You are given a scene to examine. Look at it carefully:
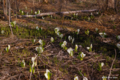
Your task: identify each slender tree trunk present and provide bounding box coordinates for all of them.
[2,0,8,20]
[15,0,17,18]
[8,0,13,35]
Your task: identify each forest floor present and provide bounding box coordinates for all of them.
[0,1,120,80]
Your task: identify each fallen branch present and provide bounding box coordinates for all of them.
[17,9,98,18]
[108,49,117,80]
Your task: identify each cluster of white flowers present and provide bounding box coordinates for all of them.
[87,44,92,52]
[61,41,67,48]
[54,27,63,38]
[99,32,106,38]
[35,46,44,54]
[31,54,37,68]
[74,76,88,80]
[68,35,74,44]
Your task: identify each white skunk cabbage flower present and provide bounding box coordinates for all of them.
[8,45,10,50]
[116,43,120,49]
[95,28,98,32]
[44,69,52,80]
[51,37,54,42]
[36,26,39,30]
[74,76,79,80]
[67,47,73,57]
[77,29,80,34]
[61,41,67,48]
[83,77,88,80]
[91,12,93,16]
[72,38,74,44]
[1,30,4,34]
[35,11,37,15]
[13,21,16,25]
[99,32,106,38]
[22,60,25,67]
[38,39,43,45]
[35,46,44,54]
[54,27,60,34]
[33,39,36,43]
[87,44,92,52]
[68,35,72,41]
[117,35,120,40]
[101,62,104,67]
[59,34,63,38]
[31,54,37,68]
[80,52,86,58]
[42,16,44,19]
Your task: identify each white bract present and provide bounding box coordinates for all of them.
[33,39,36,43]
[116,43,120,49]
[35,11,37,15]
[35,46,44,54]
[31,54,37,68]
[87,44,92,52]
[44,69,51,80]
[22,60,25,67]
[5,45,10,52]
[54,27,60,34]
[42,16,44,19]
[96,12,99,14]
[61,41,67,48]
[77,29,80,34]
[74,76,79,80]
[88,17,90,21]
[83,77,88,80]
[38,39,43,45]
[80,52,86,58]
[72,38,74,44]
[91,13,93,16]
[13,21,16,25]
[95,28,98,32]
[1,30,4,34]
[67,47,73,57]
[101,62,104,67]
[99,32,106,38]
[36,26,39,30]
[51,37,54,42]
[59,34,63,38]
[22,11,24,15]
[68,36,72,41]
[117,35,120,40]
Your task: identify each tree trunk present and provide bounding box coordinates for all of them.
[2,0,8,20]
[108,0,116,9]
[98,0,117,11]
